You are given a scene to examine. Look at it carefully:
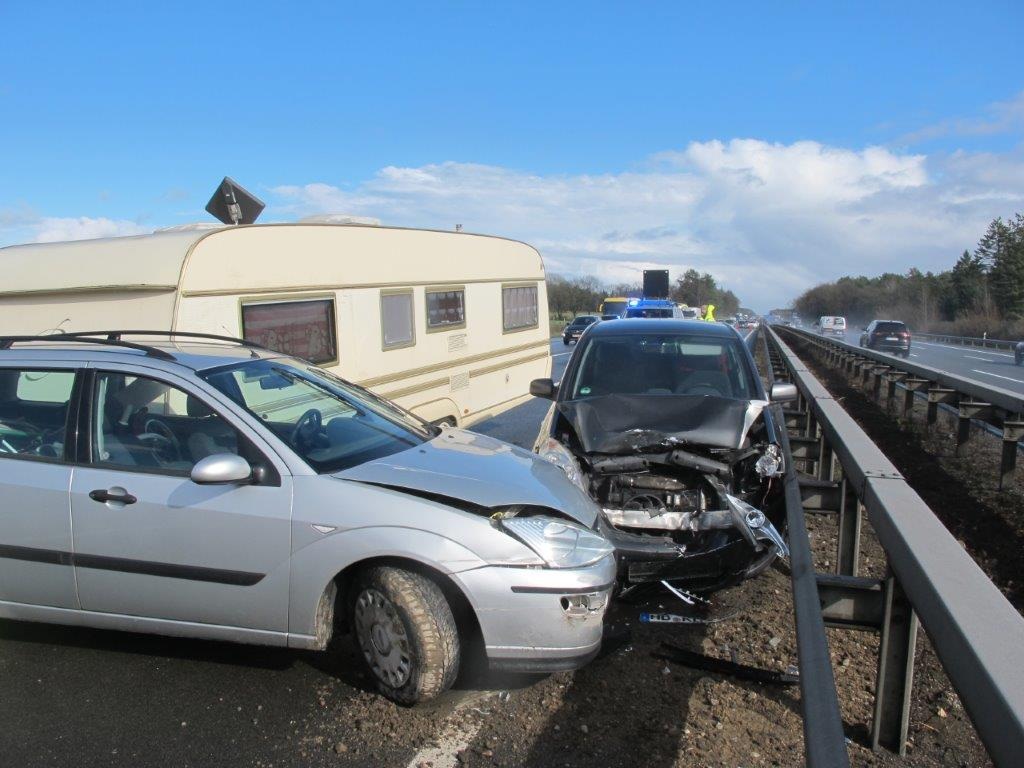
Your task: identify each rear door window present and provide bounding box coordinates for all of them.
[0,369,76,462]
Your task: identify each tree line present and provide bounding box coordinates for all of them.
[794,213,1024,337]
[547,269,741,316]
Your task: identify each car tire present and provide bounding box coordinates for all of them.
[563,338,571,346]
[351,566,460,705]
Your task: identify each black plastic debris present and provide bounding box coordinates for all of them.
[653,642,799,686]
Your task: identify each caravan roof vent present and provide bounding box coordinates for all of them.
[153,222,226,233]
[299,214,381,226]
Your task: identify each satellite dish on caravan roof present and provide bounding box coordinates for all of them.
[205,177,265,225]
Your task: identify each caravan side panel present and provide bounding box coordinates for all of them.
[0,290,176,336]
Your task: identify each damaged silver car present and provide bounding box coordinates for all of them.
[0,334,615,707]
[530,318,795,593]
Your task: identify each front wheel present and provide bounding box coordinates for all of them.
[351,566,460,704]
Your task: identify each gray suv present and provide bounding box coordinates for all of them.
[0,331,614,704]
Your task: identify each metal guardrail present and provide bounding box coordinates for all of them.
[913,331,1018,351]
[778,326,1024,488]
[762,325,1024,767]
[758,330,850,767]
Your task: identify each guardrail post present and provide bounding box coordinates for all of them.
[956,401,991,457]
[999,420,1024,490]
[902,378,929,420]
[836,477,861,577]
[817,437,835,482]
[926,387,957,425]
[871,366,890,403]
[885,371,908,409]
[872,573,918,755]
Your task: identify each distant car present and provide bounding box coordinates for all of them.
[740,318,758,329]
[817,316,847,337]
[860,320,911,357]
[1015,342,1024,365]
[562,315,600,345]
[622,299,681,319]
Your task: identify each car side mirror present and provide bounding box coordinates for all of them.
[191,453,253,485]
[770,382,798,403]
[529,378,557,400]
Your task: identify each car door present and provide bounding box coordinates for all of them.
[69,364,293,634]
[0,363,81,609]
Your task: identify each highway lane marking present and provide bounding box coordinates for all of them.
[971,369,1024,385]
[551,352,572,358]
[914,340,1014,358]
[965,354,998,361]
[404,694,491,768]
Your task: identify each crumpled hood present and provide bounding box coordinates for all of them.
[335,428,599,527]
[557,394,764,453]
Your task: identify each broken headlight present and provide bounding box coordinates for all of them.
[502,516,613,569]
[537,437,588,492]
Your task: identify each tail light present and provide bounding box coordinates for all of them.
[900,331,910,339]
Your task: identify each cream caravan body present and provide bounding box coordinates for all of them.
[0,223,551,426]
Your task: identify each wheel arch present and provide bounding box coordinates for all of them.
[308,555,483,655]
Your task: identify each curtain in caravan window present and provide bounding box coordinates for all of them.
[502,284,538,330]
[381,292,415,348]
[426,289,465,329]
[241,298,338,364]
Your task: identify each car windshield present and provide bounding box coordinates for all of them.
[875,322,906,333]
[568,333,758,400]
[200,359,429,473]
[571,316,598,326]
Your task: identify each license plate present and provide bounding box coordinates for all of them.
[885,336,898,341]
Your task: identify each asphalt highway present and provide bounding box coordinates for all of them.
[824,329,1024,395]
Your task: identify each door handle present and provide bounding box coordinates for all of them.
[89,489,138,505]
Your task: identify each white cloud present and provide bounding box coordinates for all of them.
[901,91,1024,144]
[31,216,149,243]
[271,139,1024,309]
[0,210,148,245]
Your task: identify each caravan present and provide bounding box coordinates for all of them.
[0,223,551,426]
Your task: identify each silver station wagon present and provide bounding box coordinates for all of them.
[0,331,615,703]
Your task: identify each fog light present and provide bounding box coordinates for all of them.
[560,591,607,616]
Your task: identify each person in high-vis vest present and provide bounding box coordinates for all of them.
[702,303,716,322]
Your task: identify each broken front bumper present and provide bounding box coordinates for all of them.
[450,552,617,673]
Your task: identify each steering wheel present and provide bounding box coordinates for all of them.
[140,418,183,465]
[290,408,323,448]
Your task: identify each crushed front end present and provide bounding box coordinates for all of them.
[537,393,788,593]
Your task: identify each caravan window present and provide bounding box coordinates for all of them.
[502,284,539,331]
[241,297,338,364]
[381,290,416,349]
[425,288,466,331]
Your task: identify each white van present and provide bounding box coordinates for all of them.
[817,316,847,337]
[0,223,551,427]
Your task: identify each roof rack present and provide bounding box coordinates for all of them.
[0,330,269,360]
[66,330,268,351]
[0,334,175,360]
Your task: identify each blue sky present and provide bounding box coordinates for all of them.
[2,1,1023,309]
